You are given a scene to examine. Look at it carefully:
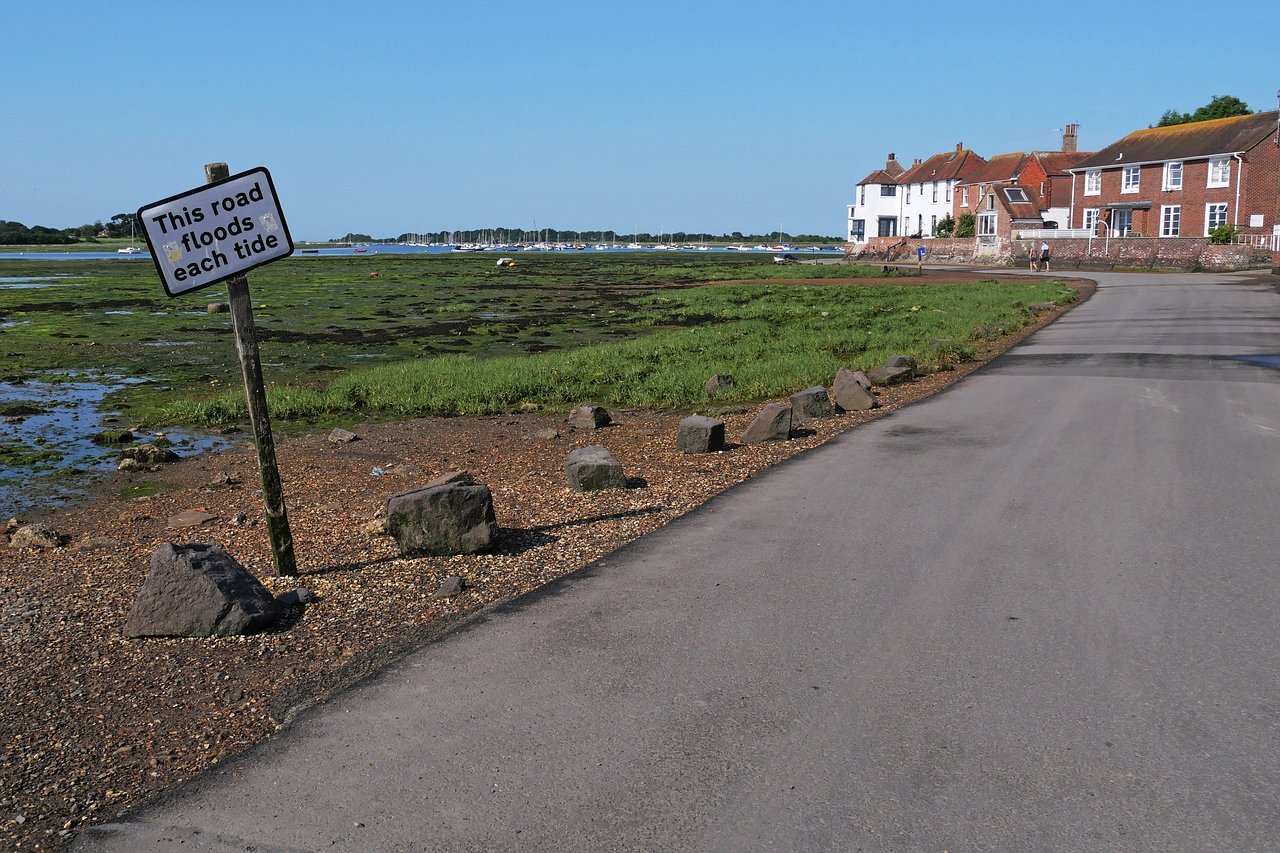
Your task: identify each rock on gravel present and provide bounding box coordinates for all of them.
[832,368,877,411]
[675,415,725,454]
[123,543,279,638]
[741,402,793,444]
[789,386,836,423]
[328,428,359,444]
[8,523,67,549]
[867,365,913,386]
[564,445,627,491]
[568,404,612,430]
[385,482,499,556]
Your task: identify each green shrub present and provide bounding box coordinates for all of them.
[1208,224,1239,245]
[955,214,976,239]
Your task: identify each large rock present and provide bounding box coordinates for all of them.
[118,443,180,470]
[386,482,498,556]
[123,543,278,638]
[8,523,67,550]
[789,386,835,422]
[884,354,917,371]
[867,365,913,386]
[675,415,725,453]
[741,403,792,444]
[564,445,627,491]
[568,404,612,430]
[704,374,735,395]
[832,368,877,411]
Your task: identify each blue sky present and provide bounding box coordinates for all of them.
[4,1,1278,240]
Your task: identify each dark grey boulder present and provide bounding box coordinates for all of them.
[1028,302,1057,313]
[386,482,498,556]
[832,368,877,411]
[884,354,917,370]
[434,576,465,598]
[704,374,735,395]
[568,404,612,430]
[867,365,913,386]
[789,386,835,422]
[118,443,180,468]
[675,415,725,453]
[327,428,358,444]
[564,445,627,491]
[277,587,311,607]
[741,403,792,444]
[123,543,278,638]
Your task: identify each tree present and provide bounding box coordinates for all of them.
[934,215,955,238]
[954,214,976,239]
[1156,95,1251,127]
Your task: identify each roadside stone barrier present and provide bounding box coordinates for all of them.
[123,543,278,638]
[789,386,836,423]
[676,415,725,453]
[564,445,627,491]
[831,368,877,411]
[386,480,499,556]
[568,404,612,430]
[867,357,914,386]
[741,402,792,444]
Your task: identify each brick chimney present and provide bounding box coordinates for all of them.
[1063,124,1078,153]
[913,158,922,166]
[956,142,963,152]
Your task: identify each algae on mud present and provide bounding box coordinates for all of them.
[0,252,1075,428]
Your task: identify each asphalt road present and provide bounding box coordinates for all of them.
[76,270,1280,852]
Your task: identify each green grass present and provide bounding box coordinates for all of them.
[164,279,1077,424]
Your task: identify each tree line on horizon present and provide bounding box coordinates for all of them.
[0,213,137,245]
[1155,94,1253,128]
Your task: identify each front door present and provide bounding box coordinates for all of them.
[877,217,897,238]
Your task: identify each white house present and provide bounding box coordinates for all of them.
[847,153,907,243]
[848,146,985,243]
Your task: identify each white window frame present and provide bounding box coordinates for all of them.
[946,182,952,203]
[986,193,995,211]
[906,184,911,203]
[932,182,938,203]
[1208,157,1231,188]
[1163,161,1183,191]
[931,214,937,235]
[1160,204,1181,237]
[1113,209,1133,236]
[961,186,968,206]
[1205,203,1229,235]
[1082,207,1100,232]
[1005,187,1028,203]
[1122,166,1140,194]
[859,185,865,205]
[1084,169,1101,196]
[977,213,998,236]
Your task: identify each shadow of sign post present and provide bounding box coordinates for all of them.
[136,163,298,576]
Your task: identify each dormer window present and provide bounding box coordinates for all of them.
[1163,161,1183,191]
[1005,188,1028,203]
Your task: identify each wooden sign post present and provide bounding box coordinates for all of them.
[203,162,297,575]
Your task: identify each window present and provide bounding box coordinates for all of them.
[881,184,896,196]
[1005,187,1028,203]
[850,219,866,240]
[906,184,911,203]
[931,215,937,235]
[1163,161,1182,191]
[1204,204,1229,234]
[1122,165,1140,193]
[877,217,897,237]
[946,182,952,203]
[961,186,968,206]
[1084,169,1101,195]
[1114,209,1133,236]
[1039,181,1045,198]
[1160,204,1181,237]
[1208,157,1231,188]
[1083,207,1100,232]
[978,213,997,236]
[860,185,865,205]
[932,182,938,203]
[986,194,995,211]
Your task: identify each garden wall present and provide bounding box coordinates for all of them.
[847,236,1271,272]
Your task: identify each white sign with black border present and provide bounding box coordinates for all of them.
[137,166,293,297]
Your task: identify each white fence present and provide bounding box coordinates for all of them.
[1015,229,1096,240]
[1235,233,1280,251]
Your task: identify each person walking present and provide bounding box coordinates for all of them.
[1040,242,1051,272]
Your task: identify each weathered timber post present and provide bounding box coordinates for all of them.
[205,162,297,576]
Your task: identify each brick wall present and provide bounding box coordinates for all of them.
[845,237,1265,271]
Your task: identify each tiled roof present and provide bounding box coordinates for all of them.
[1072,111,1279,169]
[1033,151,1095,176]
[999,184,1045,220]
[857,169,899,186]
[960,152,1028,185]
[884,158,906,179]
[898,149,987,184]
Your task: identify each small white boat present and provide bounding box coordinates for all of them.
[116,246,144,255]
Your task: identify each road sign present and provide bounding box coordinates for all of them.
[137,167,293,297]
[917,246,927,258]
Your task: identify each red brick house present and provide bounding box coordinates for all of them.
[1066,111,1280,239]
